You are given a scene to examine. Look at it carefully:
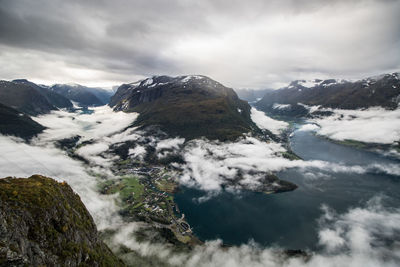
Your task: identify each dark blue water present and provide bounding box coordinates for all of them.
[174,128,400,250]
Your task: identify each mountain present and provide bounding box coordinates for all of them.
[110,75,259,141]
[84,86,114,104]
[12,79,73,109]
[0,175,125,266]
[0,103,45,140]
[50,84,113,106]
[0,80,57,115]
[256,72,400,117]
[234,88,273,102]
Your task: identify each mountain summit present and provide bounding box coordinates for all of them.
[110,75,258,140]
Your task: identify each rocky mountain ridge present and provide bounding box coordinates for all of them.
[50,83,113,106]
[256,72,400,117]
[110,75,259,140]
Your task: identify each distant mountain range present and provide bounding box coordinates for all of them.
[234,88,273,102]
[256,72,400,117]
[1,72,399,140]
[0,80,60,116]
[50,83,113,106]
[12,79,73,110]
[110,75,259,140]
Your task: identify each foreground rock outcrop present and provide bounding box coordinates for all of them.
[0,175,125,267]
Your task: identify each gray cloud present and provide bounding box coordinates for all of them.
[0,0,399,88]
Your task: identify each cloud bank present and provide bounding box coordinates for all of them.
[302,107,400,144]
[178,136,400,194]
[0,135,121,230]
[251,107,289,135]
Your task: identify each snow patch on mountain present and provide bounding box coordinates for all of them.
[142,78,154,86]
[272,103,291,110]
[180,75,204,83]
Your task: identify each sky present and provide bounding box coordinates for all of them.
[0,0,399,89]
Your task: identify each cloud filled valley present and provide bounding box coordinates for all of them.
[1,105,399,266]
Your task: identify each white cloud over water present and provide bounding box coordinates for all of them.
[298,123,320,132]
[178,136,400,195]
[306,107,400,144]
[250,107,288,135]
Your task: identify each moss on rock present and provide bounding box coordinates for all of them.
[0,175,126,266]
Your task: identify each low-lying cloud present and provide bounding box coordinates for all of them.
[302,107,400,145]
[0,135,121,230]
[33,106,140,166]
[178,136,400,195]
[251,107,288,135]
[33,106,139,142]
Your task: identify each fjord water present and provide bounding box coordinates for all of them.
[174,127,400,250]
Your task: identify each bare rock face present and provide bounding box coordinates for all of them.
[0,175,125,267]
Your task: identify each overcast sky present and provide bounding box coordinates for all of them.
[0,0,399,89]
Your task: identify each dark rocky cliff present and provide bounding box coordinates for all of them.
[0,175,125,267]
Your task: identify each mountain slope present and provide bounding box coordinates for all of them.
[234,88,273,102]
[84,86,114,104]
[0,103,45,140]
[50,84,112,106]
[0,175,125,266]
[0,80,57,115]
[12,79,73,109]
[110,75,258,141]
[256,73,400,116]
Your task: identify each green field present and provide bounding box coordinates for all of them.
[99,176,144,202]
